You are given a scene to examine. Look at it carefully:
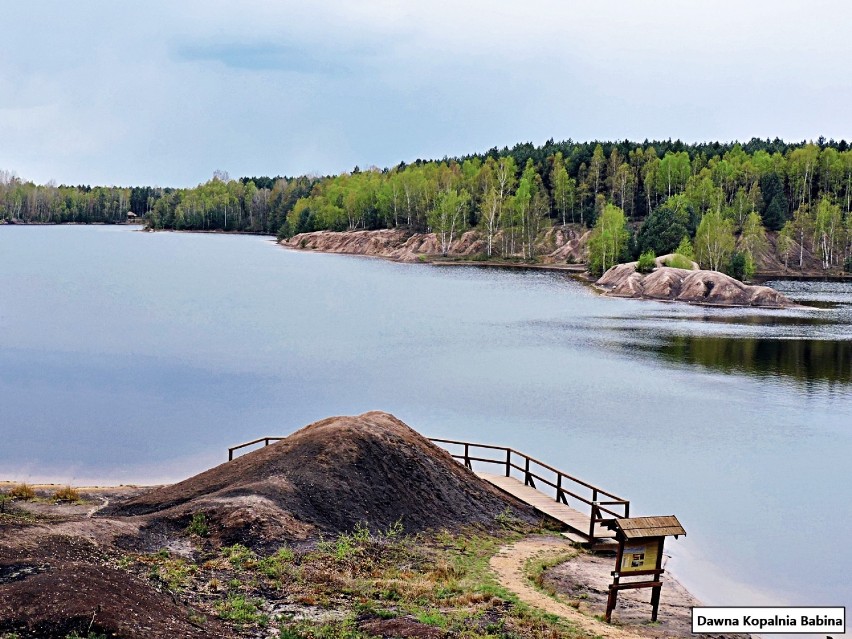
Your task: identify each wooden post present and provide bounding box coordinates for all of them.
[650,585,662,621]
[228,448,233,461]
[464,443,472,469]
[650,537,664,621]
[505,448,511,477]
[606,587,618,624]
[524,457,535,487]
[590,488,600,541]
[606,540,625,623]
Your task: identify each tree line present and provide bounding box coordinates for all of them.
[0,170,148,224]
[4,138,852,274]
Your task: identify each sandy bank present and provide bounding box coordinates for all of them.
[282,227,589,264]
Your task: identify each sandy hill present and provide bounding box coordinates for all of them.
[596,261,796,307]
[102,411,537,546]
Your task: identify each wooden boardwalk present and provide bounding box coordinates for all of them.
[477,472,617,545]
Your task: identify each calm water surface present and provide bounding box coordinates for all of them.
[1,225,850,610]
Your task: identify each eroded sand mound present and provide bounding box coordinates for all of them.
[596,263,795,307]
[102,411,536,546]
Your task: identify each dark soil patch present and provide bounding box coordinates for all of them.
[0,536,232,639]
[359,616,447,639]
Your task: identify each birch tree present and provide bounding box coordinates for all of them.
[428,188,470,256]
[695,210,735,271]
[588,204,629,274]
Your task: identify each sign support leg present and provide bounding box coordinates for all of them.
[605,587,618,623]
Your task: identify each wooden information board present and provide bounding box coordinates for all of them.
[604,516,685,624]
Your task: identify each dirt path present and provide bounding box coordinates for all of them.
[490,536,633,639]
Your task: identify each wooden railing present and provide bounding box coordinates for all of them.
[226,434,629,543]
[228,436,285,461]
[429,437,629,542]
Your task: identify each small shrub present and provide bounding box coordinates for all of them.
[674,235,695,260]
[216,595,268,627]
[415,609,448,628]
[53,485,80,502]
[664,253,694,269]
[186,512,209,537]
[636,250,656,273]
[387,519,404,539]
[221,544,256,569]
[8,484,35,500]
[727,251,755,281]
[159,559,196,591]
[494,507,520,529]
[257,547,294,579]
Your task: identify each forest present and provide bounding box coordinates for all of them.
[3,138,852,275]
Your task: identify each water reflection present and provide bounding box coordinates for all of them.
[587,280,852,387]
[637,335,852,385]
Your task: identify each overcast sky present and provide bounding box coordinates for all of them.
[2,1,851,187]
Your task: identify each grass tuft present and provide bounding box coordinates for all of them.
[53,485,81,502]
[8,484,36,500]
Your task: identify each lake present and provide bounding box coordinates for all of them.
[1,224,850,612]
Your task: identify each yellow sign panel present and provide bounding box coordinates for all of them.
[620,541,659,573]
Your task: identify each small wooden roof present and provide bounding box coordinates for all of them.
[610,515,685,539]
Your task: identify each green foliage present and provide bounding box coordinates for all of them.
[727,251,754,281]
[588,204,629,275]
[636,250,656,273]
[221,544,257,570]
[674,235,695,260]
[256,546,295,579]
[281,618,365,639]
[664,253,695,269]
[637,194,695,255]
[427,188,470,256]
[695,210,736,271]
[186,512,209,537]
[216,595,268,627]
[415,609,449,628]
[760,172,789,230]
[8,139,852,276]
[146,551,197,591]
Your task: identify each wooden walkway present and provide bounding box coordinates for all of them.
[478,472,617,545]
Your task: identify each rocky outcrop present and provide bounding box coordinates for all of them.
[596,262,797,307]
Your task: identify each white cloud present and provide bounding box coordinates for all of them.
[1,1,851,185]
